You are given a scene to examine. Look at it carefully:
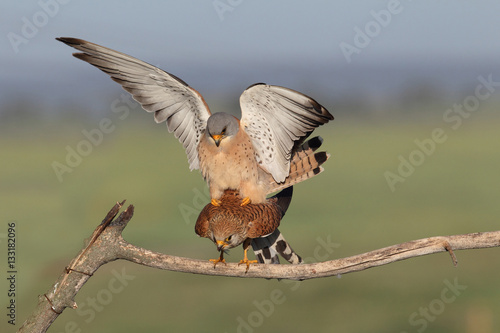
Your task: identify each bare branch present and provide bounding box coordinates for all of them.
[17,202,133,333]
[18,202,500,333]
[117,229,499,280]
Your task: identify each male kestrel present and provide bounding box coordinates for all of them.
[57,38,334,206]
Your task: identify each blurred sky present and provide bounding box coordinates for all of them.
[1,0,500,115]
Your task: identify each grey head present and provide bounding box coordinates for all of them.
[205,112,240,147]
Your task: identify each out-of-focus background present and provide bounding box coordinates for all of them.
[2,1,500,332]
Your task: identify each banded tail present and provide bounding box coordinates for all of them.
[251,229,303,264]
[267,136,330,194]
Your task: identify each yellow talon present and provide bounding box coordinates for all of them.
[238,258,258,272]
[211,198,222,206]
[240,197,251,206]
[238,247,257,272]
[209,257,226,268]
[210,252,226,268]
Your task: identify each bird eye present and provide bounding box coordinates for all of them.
[225,235,232,242]
[221,127,227,135]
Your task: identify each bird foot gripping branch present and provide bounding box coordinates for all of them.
[238,259,258,273]
[209,252,227,268]
[238,243,258,272]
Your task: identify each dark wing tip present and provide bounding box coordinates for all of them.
[309,97,334,121]
[320,105,334,121]
[168,72,190,87]
[56,37,87,46]
[273,186,293,215]
[325,109,334,120]
[72,52,88,61]
[245,82,267,91]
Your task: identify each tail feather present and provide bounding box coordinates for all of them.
[292,135,323,159]
[251,229,303,265]
[267,136,330,194]
[251,232,281,264]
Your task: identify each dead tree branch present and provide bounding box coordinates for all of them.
[18,202,500,333]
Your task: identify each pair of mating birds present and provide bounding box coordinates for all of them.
[58,37,333,269]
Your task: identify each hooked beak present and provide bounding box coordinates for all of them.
[211,134,222,147]
[216,240,227,251]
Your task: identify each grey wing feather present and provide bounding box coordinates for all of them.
[239,84,333,182]
[56,37,211,171]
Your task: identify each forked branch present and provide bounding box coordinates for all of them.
[18,202,500,333]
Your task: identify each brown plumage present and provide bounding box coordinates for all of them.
[195,186,302,269]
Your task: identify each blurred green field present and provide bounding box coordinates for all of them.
[1,103,500,333]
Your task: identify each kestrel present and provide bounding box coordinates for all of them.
[196,186,302,270]
[196,134,329,269]
[57,37,334,206]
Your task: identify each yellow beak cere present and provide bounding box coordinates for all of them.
[211,134,222,147]
[216,240,228,251]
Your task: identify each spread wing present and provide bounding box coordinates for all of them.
[56,37,211,171]
[239,84,333,183]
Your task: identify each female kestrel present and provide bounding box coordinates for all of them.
[57,38,334,206]
[196,186,301,270]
